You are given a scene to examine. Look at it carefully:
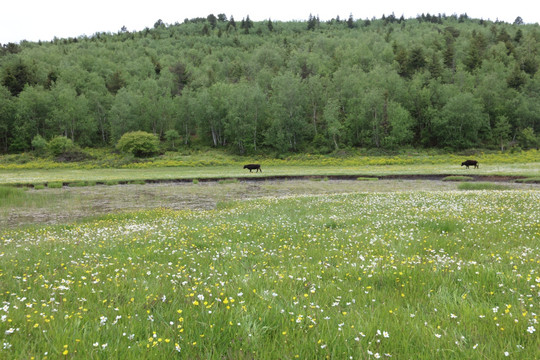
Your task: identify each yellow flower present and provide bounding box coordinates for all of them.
[62,350,68,355]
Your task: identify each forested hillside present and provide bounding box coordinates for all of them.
[1,14,539,155]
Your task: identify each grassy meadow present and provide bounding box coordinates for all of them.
[0,150,539,358]
[0,150,538,186]
[1,190,539,359]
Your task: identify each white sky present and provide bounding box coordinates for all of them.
[2,1,539,44]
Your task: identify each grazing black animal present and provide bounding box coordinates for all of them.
[461,160,479,169]
[243,164,262,173]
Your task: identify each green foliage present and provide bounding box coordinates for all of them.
[164,129,180,150]
[47,136,75,157]
[519,127,538,149]
[1,60,34,96]
[116,131,160,157]
[31,134,47,154]
[1,17,540,155]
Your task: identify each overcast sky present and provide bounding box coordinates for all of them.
[2,0,538,44]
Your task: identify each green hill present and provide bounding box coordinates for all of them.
[1,14,539,155]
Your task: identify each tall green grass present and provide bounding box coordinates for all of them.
[457,182,511,190]
[0,185,26,205]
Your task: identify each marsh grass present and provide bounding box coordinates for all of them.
[516,177,540,184]
[0,149,538,188]
[0,185,67,210]
[67,181,88,187]
[457,182,511,190]
[47,181,63,188]
[1,191,538,359]
[0,185,25,203]
[128,180,146,185]
[356,177,378,181]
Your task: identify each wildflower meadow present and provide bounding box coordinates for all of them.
[1,189,539,359]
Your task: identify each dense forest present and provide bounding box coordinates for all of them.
[1,13,539,155]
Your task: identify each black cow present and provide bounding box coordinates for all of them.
[243,164,262,173]
[461,160,479,169]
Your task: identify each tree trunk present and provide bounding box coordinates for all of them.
[312,106,318,135]
[211,126,218,147]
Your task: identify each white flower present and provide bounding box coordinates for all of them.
[504,351,510,356]
[374,353,381,359]
[383,331,389,338]
[93,342,99,347]
[435,333,442,338]
[101,343,108,349]
[473,344,478,349]
[450,313,457,319]
[527,326,536,333]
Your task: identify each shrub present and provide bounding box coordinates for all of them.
[47,136,76,157]
[31,135,48,155]
[116,131,160,158]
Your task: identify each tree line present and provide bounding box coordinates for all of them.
[1,13,539,155]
